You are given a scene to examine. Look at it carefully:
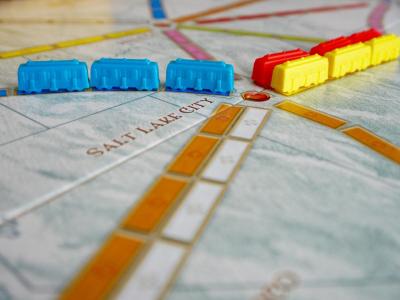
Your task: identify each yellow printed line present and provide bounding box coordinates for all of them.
[200,104,244,135]
[0,27,150,59]
[121,176,188,233]
[0,45,54,59]
[173,0,263,23]
[342,126,400,164]
[275,100,347,129]
[104,28,150,38]
[60,233,143,300]
[54,36,106,48]
[0,18,134,25]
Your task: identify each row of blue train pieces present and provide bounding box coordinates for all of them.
[18,58,235,96]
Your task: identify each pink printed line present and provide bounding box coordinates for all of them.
[163,29,241,80]
[368,0,391,32]
[163,29,214,60]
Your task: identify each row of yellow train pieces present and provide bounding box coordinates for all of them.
[251,28,400,95]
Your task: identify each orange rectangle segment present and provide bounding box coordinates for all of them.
[275,100,347,129]
[201,104,243,135]
[168,135,219,176]
[342,126,400,164]
[60,233,143,300]
[122,177,188,232]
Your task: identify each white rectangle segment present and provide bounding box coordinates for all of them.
[229,107,268,140]
[163,181,224,242]
[201,139,248,182]
[116,242,185,300]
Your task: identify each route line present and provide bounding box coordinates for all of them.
[0,18,140,25]
[149,0,167,20]
[196,2,368,24]
[164,29,215,60]
[60,103,271,300]
[275,100,400,164]
[0,27,151,59]
[173,0,263,23]
[163,29,242,80]
[368,0,391,32]
[342,126,400,164]
[0,87,19,97]
[177,24,325,43]
[275,101,347,129]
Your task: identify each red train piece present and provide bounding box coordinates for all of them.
[251,49,309,88]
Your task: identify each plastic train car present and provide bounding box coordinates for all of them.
[252,29,400,95]
[17,58,235,96]
[91,58,159,91]
[165,59,234,96]
[18,60,90,94]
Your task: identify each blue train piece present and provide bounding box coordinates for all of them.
[90,58,159,91]
[165,59,234,96]
[18,60,89,94]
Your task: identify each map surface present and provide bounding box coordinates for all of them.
[0,0,399,299]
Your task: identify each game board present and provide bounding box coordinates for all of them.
[0,0,399,299]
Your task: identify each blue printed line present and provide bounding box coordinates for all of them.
[150,0,167,20]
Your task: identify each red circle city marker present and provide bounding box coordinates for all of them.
[241,91,271,102]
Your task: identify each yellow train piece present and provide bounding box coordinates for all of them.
[271,54,328,95]
[324,43,371,79]
[365,34,400,66]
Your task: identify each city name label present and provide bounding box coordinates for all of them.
[86,98,215,157]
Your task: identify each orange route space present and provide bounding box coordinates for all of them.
[343,126,400,164]
[200,104,244,135]
[275,100,347,129]
[168,135,220,176]
[275,101,399,164]
[60,233,143,300]
[122,176,188,233]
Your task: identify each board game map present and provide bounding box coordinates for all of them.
[0,0,399,299]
